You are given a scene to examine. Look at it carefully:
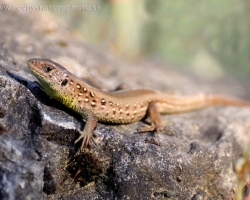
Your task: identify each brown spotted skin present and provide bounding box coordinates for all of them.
[27,58,250,149]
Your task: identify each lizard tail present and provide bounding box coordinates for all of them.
[155,93,250,114]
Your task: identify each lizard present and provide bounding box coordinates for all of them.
[27,58,250,151]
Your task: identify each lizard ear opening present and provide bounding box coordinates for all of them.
[61,79,68,86]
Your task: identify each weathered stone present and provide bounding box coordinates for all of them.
[0,3,250,200]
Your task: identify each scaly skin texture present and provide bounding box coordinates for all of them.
[27,58,250,150]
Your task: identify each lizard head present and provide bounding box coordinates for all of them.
[27,58,71,102]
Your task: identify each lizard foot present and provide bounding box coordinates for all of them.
[75,111,98,151]
[137,124,157,132]
[75,128,96,151]
[137,124,174,136]
[138,102,174,136]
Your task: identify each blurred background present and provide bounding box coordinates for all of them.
[4,0,250,78]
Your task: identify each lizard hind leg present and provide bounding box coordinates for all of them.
[138,102,174,136]
[138,102,164,133]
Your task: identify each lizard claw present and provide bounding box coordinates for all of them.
[137,124,174,136]
[75,129,91,151]
[75,113,97,151]
[75,128,84,143]
[137,124,157,133]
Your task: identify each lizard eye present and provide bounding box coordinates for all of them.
[42,65,54,73]
[61,79,68,86]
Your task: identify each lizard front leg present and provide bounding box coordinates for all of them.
[75,108,97,151]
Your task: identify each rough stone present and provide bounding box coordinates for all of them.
[0,2,250,199]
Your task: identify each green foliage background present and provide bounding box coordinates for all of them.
[21,0,250,77]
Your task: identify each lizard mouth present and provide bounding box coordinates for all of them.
[27,58,44,74]
[28,58,56,76]
[27,58,55,85]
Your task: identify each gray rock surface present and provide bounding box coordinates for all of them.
[1,3,250,199]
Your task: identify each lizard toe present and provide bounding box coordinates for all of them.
[137,124,156,133]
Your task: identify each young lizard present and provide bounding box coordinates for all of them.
[27,58,250,150]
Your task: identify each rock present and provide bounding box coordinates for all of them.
[0,3,250,199]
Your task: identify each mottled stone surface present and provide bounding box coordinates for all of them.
[0,3,250,199]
